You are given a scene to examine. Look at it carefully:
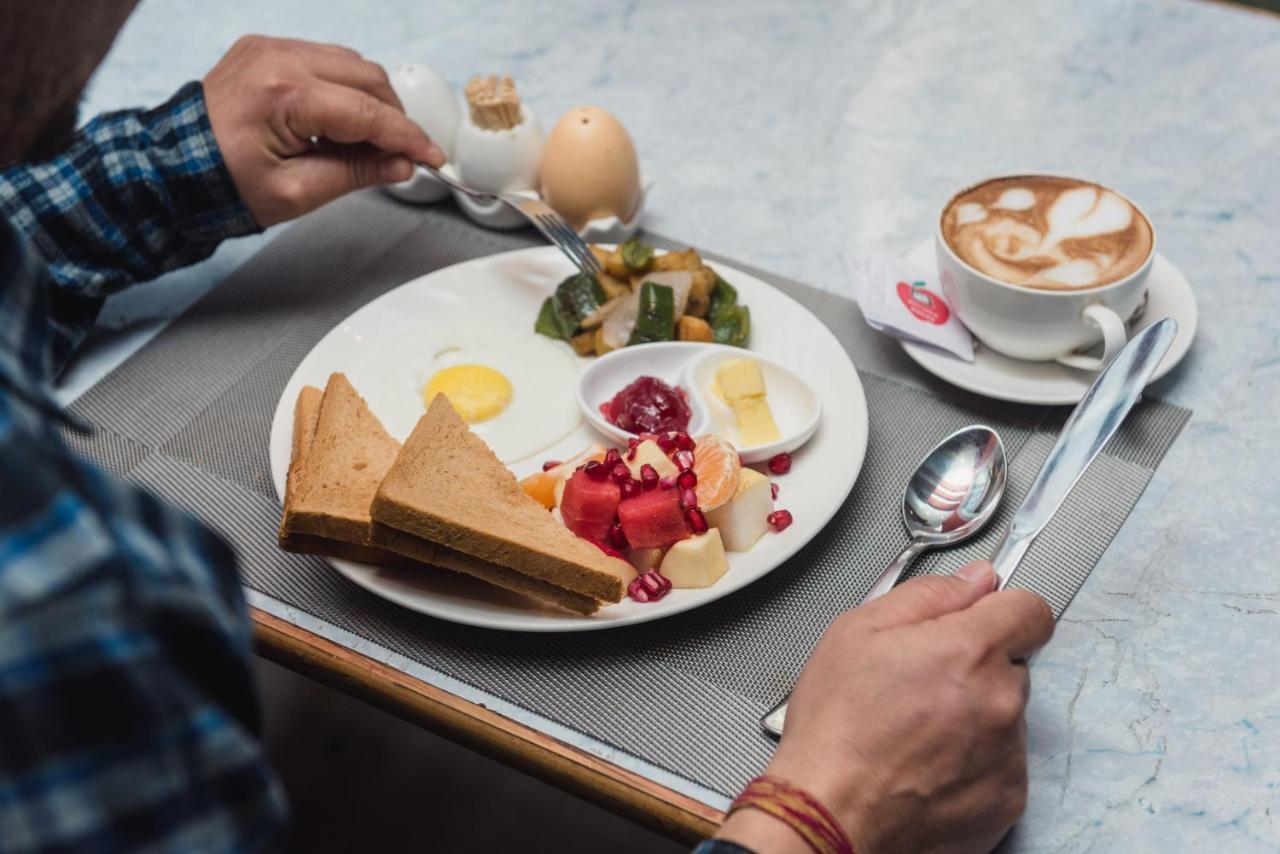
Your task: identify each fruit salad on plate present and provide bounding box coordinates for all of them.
[521,431,793,603]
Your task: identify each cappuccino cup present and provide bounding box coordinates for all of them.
[935,174,1156,369]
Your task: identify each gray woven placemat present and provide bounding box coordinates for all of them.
[63,191,1189,801]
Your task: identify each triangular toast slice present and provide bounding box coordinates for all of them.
[371,395,636,603]
[280,376,602,614]
[279,375,413,566]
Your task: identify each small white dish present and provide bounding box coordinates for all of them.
[578,342,712,445]
[901,240,1198,405]
[684,348,823,463]
[577,341,822,463]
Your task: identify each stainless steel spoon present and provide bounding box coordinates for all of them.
[760,424,1008,736]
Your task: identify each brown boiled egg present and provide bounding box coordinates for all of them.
[539,107,641,231]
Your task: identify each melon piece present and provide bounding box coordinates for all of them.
[660,529,729,588]
[617,488,689,548]
[560,469,621,542]
[705,468,773,552]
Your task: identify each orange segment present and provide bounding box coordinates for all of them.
[693,434,741,511]
[520,445,606,509]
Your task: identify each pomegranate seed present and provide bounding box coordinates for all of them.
[627,437,641,450]
[674,431,695,451]
[674,450,695,472]
[611,462,632,484]
[656,433,676,453]
[768,452,792,474]
[768,510,794,531]
[659,476,677,490]
[620,478,642,499]
[542,459,562,472]
[680,487,699,510]
[628,570,672,603]
[686,507,709,534]
[626,447,638,461]
[640,464,659,490]
[584,460,609,481]
[677,469,698,490]
[596,540,625,559]
[608,522,629,550]
[771,482,779,500]
[604,448,622,468]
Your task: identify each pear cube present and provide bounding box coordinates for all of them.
[660,529,729,588]
[705,468,773,552]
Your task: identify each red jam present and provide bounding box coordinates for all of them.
[600,376,692,435]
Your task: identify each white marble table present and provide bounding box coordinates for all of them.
[67,0,1280,849]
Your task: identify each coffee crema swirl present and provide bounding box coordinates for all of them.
[941,176,1153,290]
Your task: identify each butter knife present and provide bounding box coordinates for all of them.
[761,317,1178,737]
[991,316,1178,588]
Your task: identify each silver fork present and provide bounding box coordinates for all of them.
[418,163,604,277]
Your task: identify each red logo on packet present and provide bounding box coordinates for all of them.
[896,280,950,325]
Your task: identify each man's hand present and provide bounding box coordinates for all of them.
[719,562,1054,854]
[202,36,445,226]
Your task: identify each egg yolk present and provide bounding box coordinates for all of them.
[423,364,512,422]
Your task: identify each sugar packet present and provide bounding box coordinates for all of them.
[852,255,974,361]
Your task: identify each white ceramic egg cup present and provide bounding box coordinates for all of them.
[578,342,821,464]
[394,164,649,242]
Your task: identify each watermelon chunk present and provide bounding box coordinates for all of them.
[617,488,690,549]
[560,468,621,542]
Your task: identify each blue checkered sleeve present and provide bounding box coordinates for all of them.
[0,86,285,852]
[0,81,260,378]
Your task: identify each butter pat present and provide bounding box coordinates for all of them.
[660,530,729,588]
[716,358,767,401]
[714,357,781,446]
[733,396,781,446]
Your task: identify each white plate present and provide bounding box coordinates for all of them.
[900,240,1198,406]
[269,247,868,631]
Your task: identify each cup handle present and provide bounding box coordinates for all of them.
[1054,303,1128,371]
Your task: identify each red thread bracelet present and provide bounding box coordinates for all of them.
[727,775,855,854]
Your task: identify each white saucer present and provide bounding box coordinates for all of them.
[901,240,1198,405]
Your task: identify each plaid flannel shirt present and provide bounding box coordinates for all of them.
[0,82,285,852]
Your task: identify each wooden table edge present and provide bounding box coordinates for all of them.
[251,607,725,844]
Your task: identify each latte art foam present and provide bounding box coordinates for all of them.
[941,176,1153,290]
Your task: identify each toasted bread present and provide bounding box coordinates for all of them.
[284,373,402,542]
[371,395,636,603]
[279,377,604,614]
[278,375,411,566]
[369,523,600,615]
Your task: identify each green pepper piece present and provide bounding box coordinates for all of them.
[552,273,606,336]
[628,281,676,345]
[620,239,654,273]
[712,304,751,347]
[534,297,564,339]
[709,277,750,347]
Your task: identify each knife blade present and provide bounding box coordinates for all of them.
[992,317,1178,588]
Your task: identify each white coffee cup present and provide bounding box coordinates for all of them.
[934,174,1156,370]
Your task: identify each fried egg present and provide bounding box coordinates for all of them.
[360,320,581,464]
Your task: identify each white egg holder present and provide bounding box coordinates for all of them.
[390,163,649,243]
[385,63,646,242]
